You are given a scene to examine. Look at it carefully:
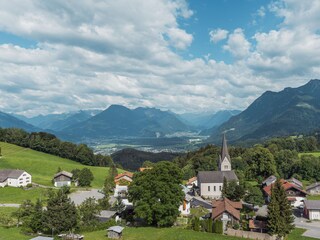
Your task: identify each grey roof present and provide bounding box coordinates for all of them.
[304,200,320,210]
[96,210,116,218]
[255,205,268,217]
[262,175,277,186]
[107,226,124,233]
[306,182,320,191]
[197,170,238,183]
[0,169,26,182]
[288,178,303,188]
[190,196,212,211]
[29,237,54,240]
[53,171,73,179]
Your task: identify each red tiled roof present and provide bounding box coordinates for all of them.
[187,176,197,185]
[263,179,307,196]
[212,197,242,221]
[114,172,133,180]
[139,167,152,172]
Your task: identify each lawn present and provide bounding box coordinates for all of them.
[307,195,320,200]
[0,142,124,188]
[0,187,52,204]
[0,226,317,240]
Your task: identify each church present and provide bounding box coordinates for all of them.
[197,134,238,199]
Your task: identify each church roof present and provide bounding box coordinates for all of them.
[197,170,238,183]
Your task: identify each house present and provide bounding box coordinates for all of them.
[114,185,128,197]
[29,237,54,240]
[287,177,303,189]
[197,134,238,199]
[57,233,84,240]
[179,185,192,215]
[262,175,277,187]
[107,226,124,239]
[263,179,307,207]
[95,210,117,222]
[304,200,320,220]
[0,169,32,187]
[190,196,213,212]
[306,182,320,195]
[114,172,133,186]
[211,197,242,230]
[139,167,152,172]
[53,171,73,187]
[186,176,197,189]
[249,219,267,233]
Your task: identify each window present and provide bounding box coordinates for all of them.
[208,186,210,192]
[26,177,30,180]
[23,174,26,176]
[214,186,216,191]
[219,186,222,191]
[19,178,23,181]
[224,165,228,170]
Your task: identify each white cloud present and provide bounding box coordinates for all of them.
[223,28,251,59]
[0,0,319,117]
[209,28,229,43]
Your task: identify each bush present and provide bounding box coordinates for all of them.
[213,220,223,234]
[233,223,240,230]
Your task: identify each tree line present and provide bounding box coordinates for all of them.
[0,128,113,167]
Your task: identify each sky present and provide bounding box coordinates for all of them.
[0,0,319,117]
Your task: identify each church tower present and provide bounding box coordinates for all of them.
[218,134,232,171]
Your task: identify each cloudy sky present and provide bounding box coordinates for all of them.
[0,0,319,117]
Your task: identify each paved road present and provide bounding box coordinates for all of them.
[0,203,20,208]
[69,189,105,206]
[294,209,320,239]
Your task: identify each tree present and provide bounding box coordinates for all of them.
[29,199,44,233]
[221,177,228,198]
[43,189,78,234]
[128,161,184,227]
[78,168,94,187]
[267,179,294,239]
[243,147,277,179]
[244,186,265,206]
[78,197,100,228]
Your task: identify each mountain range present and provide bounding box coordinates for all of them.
[209,79,320,143]
[0,111,39,132]
[1,79,319,145]
[60,105,191,140]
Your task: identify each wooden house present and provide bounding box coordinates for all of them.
[107,226,124,239]
[53,171,73,187]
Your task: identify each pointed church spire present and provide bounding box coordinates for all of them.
[221,133,230,161]
[219,133,231,171]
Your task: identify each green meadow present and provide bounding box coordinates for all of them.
[0,142,124,188]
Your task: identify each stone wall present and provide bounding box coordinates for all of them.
[226,228,277,240]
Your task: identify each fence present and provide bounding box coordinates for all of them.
[225,228,277,240]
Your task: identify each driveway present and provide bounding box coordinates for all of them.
[294,208,320,239]
[69,189,105,206]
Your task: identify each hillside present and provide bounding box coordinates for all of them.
[111,148,181,171]
[209,79,320,143]
[0,142,123,188]
[0,111,38,132]
[61,105,191,141]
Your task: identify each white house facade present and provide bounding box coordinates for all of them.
[0,169,32,187]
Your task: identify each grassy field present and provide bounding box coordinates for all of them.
[0,142,124,188]
[0,226,316,240]
[299,152,320,157]
[0,187,53,204]
[307,195,320,200]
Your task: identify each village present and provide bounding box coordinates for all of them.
[1,135,320,240]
